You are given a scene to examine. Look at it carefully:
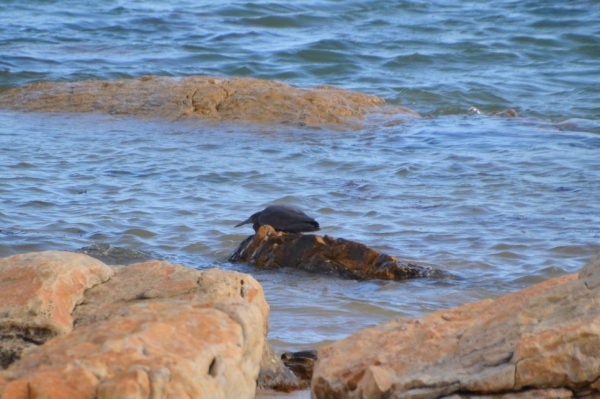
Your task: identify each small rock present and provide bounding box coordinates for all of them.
[281,350,318,384]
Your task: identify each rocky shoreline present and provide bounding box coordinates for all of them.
[1,247,599,398]
[0,75,596,398]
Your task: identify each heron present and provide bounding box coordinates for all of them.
[234,205,320,233]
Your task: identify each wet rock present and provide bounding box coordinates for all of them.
[312,253,600,399]
[229,225,443,280]
[0,251,113,369]
[0,75,419,127]
[0,299,264,399]
[281,350,318,384]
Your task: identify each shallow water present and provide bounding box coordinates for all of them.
[1,0,600,353]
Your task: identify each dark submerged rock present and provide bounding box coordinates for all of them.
[258,345,301,391]
[281,350,318,384]
[75,243,151,265]
[229,225,446,280]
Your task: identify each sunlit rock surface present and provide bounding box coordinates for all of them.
[0,299,264,399]
[312,253,600,399]
[229,225,443,280]
[0,251,113,369]
[0,75,419,127]
[0,251,296,397]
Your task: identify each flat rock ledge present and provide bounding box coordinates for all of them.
[0,250,299,399]
[0,75,419,127]
[312,252,600,399]
[229,225,444,280]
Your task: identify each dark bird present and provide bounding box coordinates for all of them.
[234,205,320,233]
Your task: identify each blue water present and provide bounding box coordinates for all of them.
[1,1,599,352]
[2,1,599,120]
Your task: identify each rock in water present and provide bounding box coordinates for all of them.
[229,225,445,280]
[0,75,420,128]
[281,350,318,384]
[312,253,600,399]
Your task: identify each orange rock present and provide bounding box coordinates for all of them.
[0,75,419,127]
[72,260,270,335]
[230,225,444,280]
[0,299,264,399]
[313,253,600,398]
[0,251,113,369]
[0,251,296,391]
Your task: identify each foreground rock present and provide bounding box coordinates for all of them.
[0,251,113,369]
[0,75,419,127]
[312,253,600,399]
[0,299,263,399]
[230,225,443,280]
[0,251,298,397]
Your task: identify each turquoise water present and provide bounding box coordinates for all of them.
[1,1,600,352]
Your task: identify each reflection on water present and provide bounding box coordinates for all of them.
[1,111,599,352]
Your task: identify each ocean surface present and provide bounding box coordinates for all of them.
[1,1,599,353]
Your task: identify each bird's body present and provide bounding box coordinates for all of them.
[235,205,320,233]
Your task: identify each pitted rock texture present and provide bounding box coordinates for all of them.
[230,224,443,280]
[71,260,270,335]
[0,75,419,127]
[0,299,264,399]
[312,253,600,399]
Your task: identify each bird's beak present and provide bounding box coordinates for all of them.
[234,217,252,228]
